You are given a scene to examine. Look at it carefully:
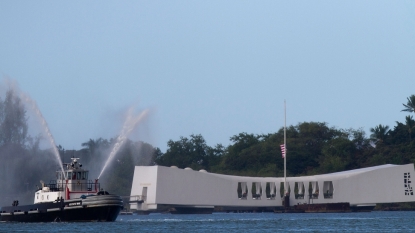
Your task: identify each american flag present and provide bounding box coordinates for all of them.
[280,144,286,158]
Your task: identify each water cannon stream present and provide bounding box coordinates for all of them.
[98,108,149,179]
[19,92,66,178]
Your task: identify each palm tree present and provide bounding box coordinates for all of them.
[81,138,97,155]
[370,124,390,144]
[405,115,415,141]
[402,95,415,113]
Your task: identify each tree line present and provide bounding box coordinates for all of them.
[155,95,415,178]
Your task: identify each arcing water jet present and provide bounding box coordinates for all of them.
[20,93,65,176]
[98,108,149,179]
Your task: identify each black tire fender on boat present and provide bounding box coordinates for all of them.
[82,195,122,201]
[74,195,123,207]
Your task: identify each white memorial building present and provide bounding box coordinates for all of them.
[129,163,415,213]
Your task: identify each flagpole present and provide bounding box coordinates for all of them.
[284,100,287,195]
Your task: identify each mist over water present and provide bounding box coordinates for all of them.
[0,78,155,204]
[0,79,62,206]
[98,107,150,179]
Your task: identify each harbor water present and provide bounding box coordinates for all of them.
[1,211,414,232]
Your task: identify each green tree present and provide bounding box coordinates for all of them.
[284,122,341,175]
[81,138,110,155]
[222,133,260,171]
[205,144,225,172]
[370,124,390,145]
[404,115,415,142]
[0,89,28,146]
[346,128,371,168]
[347,128,370,150]
[155,134,213,170]
[319,137,356,173]
[130,141,158,166]
[402,95,415,113]
[389,122,409,145]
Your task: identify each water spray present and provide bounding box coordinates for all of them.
[98,108,149,179]
[20,93,66,177]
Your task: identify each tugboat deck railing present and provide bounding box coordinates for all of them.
[45,180,100,192]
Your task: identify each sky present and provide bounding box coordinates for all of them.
[0,1,414,152]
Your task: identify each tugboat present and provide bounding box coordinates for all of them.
[0,158,123,222]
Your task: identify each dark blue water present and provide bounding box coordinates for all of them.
[1,211,414,232]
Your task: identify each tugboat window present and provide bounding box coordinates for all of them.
[68,172,72,180]
[77,172,81,180]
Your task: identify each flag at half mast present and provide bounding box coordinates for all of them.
[280,144,286,158]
